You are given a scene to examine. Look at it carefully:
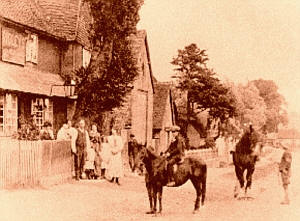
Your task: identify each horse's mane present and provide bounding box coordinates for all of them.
[236,130,259,154]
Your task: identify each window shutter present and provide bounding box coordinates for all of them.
[31,34,38,63]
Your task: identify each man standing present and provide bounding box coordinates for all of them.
[128,134,139,173]
[164,125,185,187]
[279,143,292,205]
[72,119,91,180]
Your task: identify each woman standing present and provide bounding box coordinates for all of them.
[89,124,101,179]
[107,128,124,185]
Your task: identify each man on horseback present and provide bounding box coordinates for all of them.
[164,125,186,186]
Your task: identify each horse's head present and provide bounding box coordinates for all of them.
[134,143,149,171]
[134,144,160,174]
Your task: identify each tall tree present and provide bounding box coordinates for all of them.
[68,0,143,133]
[252,79,288,132]
[172,43,237,140]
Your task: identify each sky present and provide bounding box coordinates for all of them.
[137,0,300,114]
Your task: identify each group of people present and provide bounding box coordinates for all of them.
[55,119,125,185]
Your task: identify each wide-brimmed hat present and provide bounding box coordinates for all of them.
[171,125,180,132]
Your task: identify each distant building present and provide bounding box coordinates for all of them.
[152,82,176,154]
[277,128,300,148]
[113,30,154,146]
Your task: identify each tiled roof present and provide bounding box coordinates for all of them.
[0,0,54,34]
[130,30,155,93]
[0,0,91,47]
[153,83,172,129]
[0,62,65,97]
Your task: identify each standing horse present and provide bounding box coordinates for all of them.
[135,145,207,214]
[230,127,262,198]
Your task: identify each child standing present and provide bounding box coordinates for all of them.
[278,143,292,205]
[85,147,96,179]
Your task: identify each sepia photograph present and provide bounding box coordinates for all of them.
[0,0,299,220]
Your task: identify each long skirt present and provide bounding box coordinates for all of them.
[100,144,111,169]
[107,152,123,178]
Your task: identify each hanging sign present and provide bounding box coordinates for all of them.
[1,26,26,65]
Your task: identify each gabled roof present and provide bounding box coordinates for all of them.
[0,0,91,47]
[130,30,155,93]
[153,83,173,129]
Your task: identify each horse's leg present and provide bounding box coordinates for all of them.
[157,185,163,214]
[234,166,244,198]
[190,177,202,213]
[245,166,255,197]
[146,183,154,214]
[201,176,206,207]
[153,186,158,214]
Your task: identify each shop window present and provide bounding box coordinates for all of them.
[31,98,53,130]
[26,33,38,64]
[0,93,18,136]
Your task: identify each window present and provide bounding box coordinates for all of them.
[5,94,18,136]
[26,33,38,63]
[31,98,53,130]
[0,95,4,134]
[0,93,18,136]
[82,48,91,68]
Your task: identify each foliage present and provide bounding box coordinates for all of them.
[13,115,40,141]
[67,0,143,132]
[252,79,288,133]
[172,43,237,139]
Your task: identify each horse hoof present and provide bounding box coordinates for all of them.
[193,209,200,214]
[146,211,155,214]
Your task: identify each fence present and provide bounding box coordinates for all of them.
[186,148,219,167]
[0,139,72,189]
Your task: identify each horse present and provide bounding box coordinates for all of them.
[230,128,262,199]
[134,144,207,214]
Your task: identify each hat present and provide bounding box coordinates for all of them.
[130,134,135,138]
[171,125,180,132]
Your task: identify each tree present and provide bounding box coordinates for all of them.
[66,0,143,134]
[252,79,288,133]
[172,43,237,140]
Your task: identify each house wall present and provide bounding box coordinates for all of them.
[37,36,61,75]
[157,92,174,154]
[0,22,74,137]
[131,42,153,146]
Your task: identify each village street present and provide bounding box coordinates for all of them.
[0,150,300,221]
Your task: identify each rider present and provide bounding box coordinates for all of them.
[164,125,186,186]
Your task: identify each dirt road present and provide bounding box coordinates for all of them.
[0,152,300,221]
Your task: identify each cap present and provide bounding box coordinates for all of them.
[171,125,180,132]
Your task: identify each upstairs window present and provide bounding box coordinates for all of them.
[26,33,38,64]
[82,48,91,68]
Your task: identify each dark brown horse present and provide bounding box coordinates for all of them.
[135,145,207,214]
[230,128,262,198]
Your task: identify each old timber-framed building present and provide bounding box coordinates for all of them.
[0,1,155,145]
[0,0,92,137]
